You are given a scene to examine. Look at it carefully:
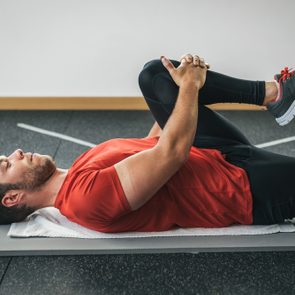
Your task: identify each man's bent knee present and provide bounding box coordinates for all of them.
[138,58,180,98]
[138,59,162,97]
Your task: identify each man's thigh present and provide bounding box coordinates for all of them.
[243,147,295,224]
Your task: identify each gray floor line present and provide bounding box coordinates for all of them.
[17,122,294,149]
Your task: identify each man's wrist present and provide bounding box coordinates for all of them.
[180,80,201,91]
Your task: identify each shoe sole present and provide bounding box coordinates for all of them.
[276,99,295,126]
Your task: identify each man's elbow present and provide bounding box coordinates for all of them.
[155,142,188,164]
[170,145,190,163]
[179,151,189,163]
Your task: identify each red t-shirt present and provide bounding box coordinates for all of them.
[54,136,253,233]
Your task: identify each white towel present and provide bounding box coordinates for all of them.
[7,207,295,239]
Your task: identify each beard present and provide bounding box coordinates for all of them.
[18,155,57,192]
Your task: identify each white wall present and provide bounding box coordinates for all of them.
[0,0,294,96]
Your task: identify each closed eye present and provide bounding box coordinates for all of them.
[0,158,10,171]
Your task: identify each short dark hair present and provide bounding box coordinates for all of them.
[0,183,35,224]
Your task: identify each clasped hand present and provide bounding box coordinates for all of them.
[161,53,210,89]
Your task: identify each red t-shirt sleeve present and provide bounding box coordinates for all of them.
[73,166,132,226]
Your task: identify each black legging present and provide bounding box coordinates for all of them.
[138,59,295,225]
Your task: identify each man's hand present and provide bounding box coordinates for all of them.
[161,53,209,89]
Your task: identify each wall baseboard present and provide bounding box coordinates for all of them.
[0,97,266,110]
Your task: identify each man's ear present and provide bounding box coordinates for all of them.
[1,190,25,208]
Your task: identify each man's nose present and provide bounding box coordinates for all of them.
[12,149,24,159]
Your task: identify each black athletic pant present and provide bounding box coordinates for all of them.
[138,59,295,225]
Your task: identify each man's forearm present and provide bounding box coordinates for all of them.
[157,81,199,159]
